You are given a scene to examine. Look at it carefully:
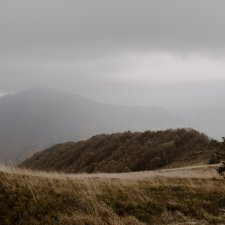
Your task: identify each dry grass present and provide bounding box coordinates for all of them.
[0,164,221,180]
[0,165,225,225]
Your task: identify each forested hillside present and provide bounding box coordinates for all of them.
[20,129,220,173]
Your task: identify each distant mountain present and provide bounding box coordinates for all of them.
[0,88,182,164]
[20,129,220,173]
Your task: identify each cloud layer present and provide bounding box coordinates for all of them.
[1,0,225,56]
[0,0,225,110]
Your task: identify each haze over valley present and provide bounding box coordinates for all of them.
[0,88,183,164]
[0,87,224,165]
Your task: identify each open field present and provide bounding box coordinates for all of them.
[0,164,221,180]
[0,165,225,225]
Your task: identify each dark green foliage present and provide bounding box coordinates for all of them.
[217,161,225,176]
[216,137,225,177]
[209,153,220,164]
[20,129,220,173]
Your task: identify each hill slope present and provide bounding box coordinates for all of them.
[20,129,220,173]
[0,88,182,164]
[1,166,225,225]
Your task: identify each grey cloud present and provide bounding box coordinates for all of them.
[1,0,225,59]
[0,0,225,113]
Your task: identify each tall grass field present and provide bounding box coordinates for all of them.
[0,165,224,225]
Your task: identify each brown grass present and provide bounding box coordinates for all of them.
[0,165,225,225]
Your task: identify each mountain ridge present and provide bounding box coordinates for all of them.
[0,88,182,164]
[20,128,220,173]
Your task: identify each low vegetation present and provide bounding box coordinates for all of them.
[217,137,225,178]
[20,128,220,173]
[0,166,225,225]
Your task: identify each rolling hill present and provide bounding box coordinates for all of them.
[0,88,183,164]
[20,129,220,173]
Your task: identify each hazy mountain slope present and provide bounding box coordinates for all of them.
[0,88,182,164]
[20,129,219,173]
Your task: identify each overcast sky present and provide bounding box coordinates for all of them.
[0,0,225,111]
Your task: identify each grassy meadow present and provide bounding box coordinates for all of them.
[0,165,225,225]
